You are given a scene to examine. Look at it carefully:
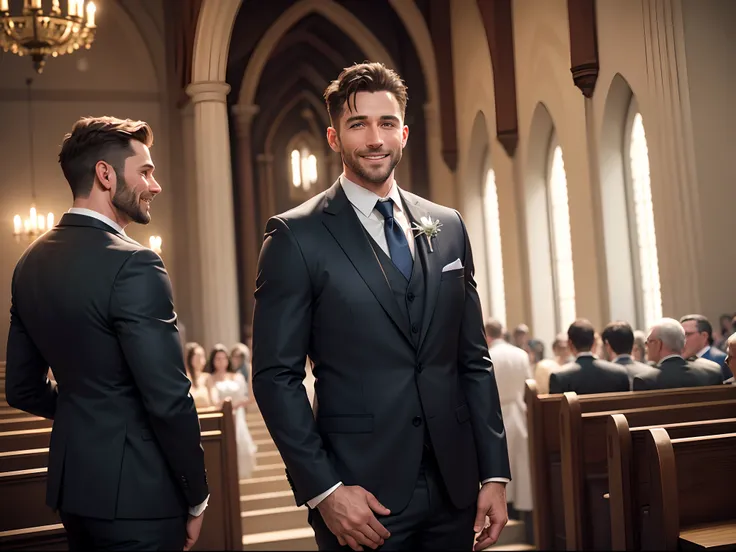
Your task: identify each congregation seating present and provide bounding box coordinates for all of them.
[0,363,243,552]
[608,415,736,550]
[526,379,736,551]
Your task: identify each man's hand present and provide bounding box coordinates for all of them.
[316,485,391,551]
[473,482,508,551]
[183,512,205,551]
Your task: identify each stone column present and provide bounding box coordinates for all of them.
[185,81,240,349]
[179,100,204,344]
[423,102,456,207]
[231,103,261,330]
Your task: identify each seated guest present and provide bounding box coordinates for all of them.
[634,318,723,390]
[680,314,731,381]
[549,319,630,395]
[601,321,654,389]
[632,330,648,363]
[724,333,736,384]
[533,333,569,394]
[714,313,735,352]
[185,342,211,408]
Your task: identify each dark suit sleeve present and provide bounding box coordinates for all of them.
[110,248,208,507]
[454,212,511,482]
[6,268,57,419]
[632,376,650,391]
[548,372,564,394]
[252,217,340,506]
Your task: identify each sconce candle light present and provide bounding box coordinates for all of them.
[149,235,162,255]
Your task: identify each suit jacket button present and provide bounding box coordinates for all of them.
[412,416,422,427]
[411,324,419,334]
[407,292,415,302]
[416,363,423,373]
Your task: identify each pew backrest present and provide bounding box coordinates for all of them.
[643,429,736,550]
[608,416,736,550]
[526,381,736,550]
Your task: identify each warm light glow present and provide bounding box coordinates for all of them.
[483,167,507,329]
[13,215,21,235]
[86,1,95,26]
[30,0,42,9]
[51,0,61,13]
[149,235,162,254]
[290,150,301,187]
[47,212,54,229]
[37,214,45,231]
[301,154,311,191]
[12,205,56,240]
[29,206,37,231]
[629,112,662,329]
[1,0,10,12]
[549,144,576,332]
[67,0,75,16]
[306,154,317,187]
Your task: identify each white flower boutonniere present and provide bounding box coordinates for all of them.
[412,216,442,252]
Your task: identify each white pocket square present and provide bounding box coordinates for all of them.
[441,258,463,272]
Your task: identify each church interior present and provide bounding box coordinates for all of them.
[1,0,735,550]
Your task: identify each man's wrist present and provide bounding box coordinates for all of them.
[481,477,509,486]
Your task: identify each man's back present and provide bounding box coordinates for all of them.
[614,355,656,390]
[548,354,630,395]
[7,214,207,520]
[633,356,724,390]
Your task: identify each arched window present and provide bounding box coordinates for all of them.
[547,138,576,332]
[482,156,507,329]
[290,147,318,191]
[626,104,662,329]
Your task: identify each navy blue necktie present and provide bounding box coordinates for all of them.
[375,199,413,280]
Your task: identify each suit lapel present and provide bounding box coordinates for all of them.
[322,181,413,346]
[400,190,441,352]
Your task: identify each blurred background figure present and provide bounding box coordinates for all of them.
[230,343,255,409]
[185,342,211,409]
[207,344,257,478]
[632,330,648,363]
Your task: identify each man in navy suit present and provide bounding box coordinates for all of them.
[680,314,730,381]
[600,321,654,389]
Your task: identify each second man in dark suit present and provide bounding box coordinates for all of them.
[601,321,655,389]
[548,319,630,395]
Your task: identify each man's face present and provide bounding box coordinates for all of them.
[327,91,408,190]
[682,320,708,359]
[111,140,161,225]
[645,329,663,363]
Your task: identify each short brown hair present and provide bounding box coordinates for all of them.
[323,62,408,128]
[484,318,504,339]
[59,116,153,199]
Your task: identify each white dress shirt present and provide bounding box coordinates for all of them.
[67,207,208,517]
[68,207,126,235]
[696,346,710,358]
[307,176,507,510]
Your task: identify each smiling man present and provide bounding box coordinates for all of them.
[253,63,510,551]
[6,117,208,550]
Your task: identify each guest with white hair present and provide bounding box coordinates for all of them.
[633,318,723,390]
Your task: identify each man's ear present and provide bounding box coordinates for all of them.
[326,127,341,153]
[94,161,114,191]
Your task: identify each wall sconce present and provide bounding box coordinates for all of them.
[149,235,162,254]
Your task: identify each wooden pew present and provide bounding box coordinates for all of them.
[525,381,736,550]
[608,415,736,550]
[0,402,242,551]
[558,389,736,550]
[642,428,736,550]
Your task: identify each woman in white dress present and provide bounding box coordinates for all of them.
[184,342,211,409]
[207,344,257,478]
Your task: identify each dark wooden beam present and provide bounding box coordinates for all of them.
[169,0,203,107]
[429,0,458,171]
[567,0,599,98]
[476,0,519,158]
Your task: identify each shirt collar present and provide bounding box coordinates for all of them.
[340,174,404,218]
[658,354,684,365]
[576,352,595,359]
[613,353,633,362]
[696,345,711,358]
[68,207,126,235]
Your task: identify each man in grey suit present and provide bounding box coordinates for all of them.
[634,318,723,390]
[548,319,630,395]
[252,63,510,552]
[601,321,654,389]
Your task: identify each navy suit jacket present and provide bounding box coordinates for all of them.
[701,346,731,381]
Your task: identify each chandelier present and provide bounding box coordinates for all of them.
[13,78,54,242]
[0,0,97,74]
